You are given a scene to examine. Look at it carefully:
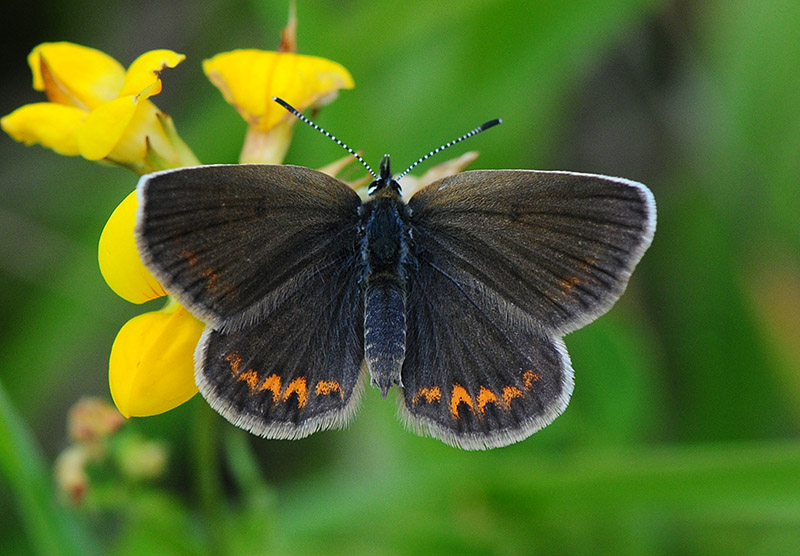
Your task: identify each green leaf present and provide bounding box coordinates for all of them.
[0,378,100,556]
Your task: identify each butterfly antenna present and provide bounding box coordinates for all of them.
[273,97,377,179]
[396,118,502,181]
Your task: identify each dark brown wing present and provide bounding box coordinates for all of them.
[399,170,655,448]
[407,170,655,336]
[137,164,367,437]
[136,164,362,332]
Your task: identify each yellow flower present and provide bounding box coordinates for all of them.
[1,42,198,173]
[99,189,203,417]
[109,298,204,418]
[203,49,354,163]
[99,189,166,304]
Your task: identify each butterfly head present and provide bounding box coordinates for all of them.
[368,154,402,197]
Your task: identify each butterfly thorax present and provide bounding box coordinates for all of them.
[360,159,411,397]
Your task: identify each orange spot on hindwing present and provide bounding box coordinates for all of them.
[502,386,524,406]
[226,356,310,410]
[523,370,542,390]
[476,386,501,413]
[237,370,259,391]
[412,386,442,405]
[259,374,282,402]
[315,380,344,400]
[226,352,243,376]
[282,377,308,409]
[449,385,475,419]
[446,380,534,419]
[442,370,543,420]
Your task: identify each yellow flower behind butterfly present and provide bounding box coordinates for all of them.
[1,41,204,418]
[203,49,353,163]
[100,190,205,418]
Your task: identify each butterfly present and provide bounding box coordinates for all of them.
[134,98,656,449]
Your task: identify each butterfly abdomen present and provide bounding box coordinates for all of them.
[361,194,411,397]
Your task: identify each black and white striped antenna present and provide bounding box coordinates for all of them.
[272,97,377,179]
[395,118,502,181]
[273,97,501,181]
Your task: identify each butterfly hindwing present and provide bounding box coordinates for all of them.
[196,246,366,439]
[401,258,574,449]
[400,170,655,448]
[136,164,362,331]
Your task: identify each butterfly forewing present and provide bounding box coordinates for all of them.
[136,164,362,331]
[407,170,656,335]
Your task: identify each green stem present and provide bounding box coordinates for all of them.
[191,399,225,554]
[0,378,100,556]
[220,429,277,553]
[223,429,271,499]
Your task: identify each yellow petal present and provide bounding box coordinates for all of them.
[117,101,182,167]
[79,96,185,168]
[203,50,354,131]
[78,95,139,161]
[1,102,85,156]
[29,42,125,109]
[99,189,167,303]
[120,49,185,98]
[109,302,203,418]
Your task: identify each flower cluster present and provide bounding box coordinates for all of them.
[3,15,477,424]
[2,43,197,173]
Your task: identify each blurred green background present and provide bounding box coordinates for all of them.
[2,0,799,554]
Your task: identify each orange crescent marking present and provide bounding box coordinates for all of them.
[502,385,524,406]
[412,386,442,405]
[237,369,259,392]
[560,275,581,295]
[315,380,344,400]
[476,386,501,413]
[259,374,282,402]
[282,377,308,409]
[523,370,542,390]
[449,385,475,419]
[226,352,243,376]
[180,250,199,267]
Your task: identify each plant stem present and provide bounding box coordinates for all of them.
[191,399,225,554]
[0,378,100,556]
